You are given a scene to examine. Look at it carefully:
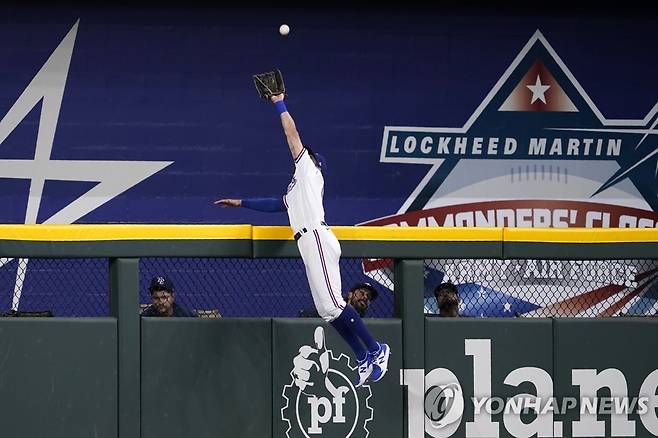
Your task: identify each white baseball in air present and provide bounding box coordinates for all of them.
[279,24,290,36]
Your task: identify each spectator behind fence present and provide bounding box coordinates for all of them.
[299,282,379,318]
[432,282,460,317]
[141,276,196,317]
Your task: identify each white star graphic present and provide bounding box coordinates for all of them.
[0,21,173,310]
[503,301,512,313]
[526,74,551,104]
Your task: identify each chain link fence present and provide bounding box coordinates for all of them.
[139,257,394,318]
[1,256,656,318]
[0,257,108,317]
[420,258,658,317]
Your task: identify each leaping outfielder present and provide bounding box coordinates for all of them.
[215,89,390,388]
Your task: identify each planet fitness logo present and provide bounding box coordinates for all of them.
[281,327,373,438]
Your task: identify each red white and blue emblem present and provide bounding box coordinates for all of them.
[362,30,658,317]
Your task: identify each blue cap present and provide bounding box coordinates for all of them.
[149,275,174,293]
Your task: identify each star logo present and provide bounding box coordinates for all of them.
[360,30,657,318]
[365,29,657,227]
[499,59,576,112]
[0,21,173,310]
[526,75,550,104]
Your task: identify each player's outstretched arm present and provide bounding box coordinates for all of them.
[214,197,286,212]
[271,94,304,160]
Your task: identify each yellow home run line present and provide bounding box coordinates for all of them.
[505,228,658,243]
[0,224,252,241]
[253,226,503,241]
[0,225,655,243]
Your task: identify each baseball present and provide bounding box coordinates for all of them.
[279,24,290,36]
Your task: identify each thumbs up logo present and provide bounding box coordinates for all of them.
[282,327,374,437]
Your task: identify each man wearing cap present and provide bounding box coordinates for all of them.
[431,281,460,317]
[141,276,197,317]
[299,282,379,318]
[347,282,379,317]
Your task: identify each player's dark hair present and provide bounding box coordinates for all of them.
[291,146,321,175]
[305,146,320,169]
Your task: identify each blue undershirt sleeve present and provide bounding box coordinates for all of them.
[241,197,286,212]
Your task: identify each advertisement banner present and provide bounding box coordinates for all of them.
[418,318,658,437]
[273,319,402,438]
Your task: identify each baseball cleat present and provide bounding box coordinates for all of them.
[369,343,390,382]
[354,355,373,387]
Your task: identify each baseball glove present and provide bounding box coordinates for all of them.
[253,69,286,100]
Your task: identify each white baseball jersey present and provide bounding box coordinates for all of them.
[283,148,325,233]
[283,148,346,321]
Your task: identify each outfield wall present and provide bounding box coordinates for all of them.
[0,226,656,437]
[0,318,656,438]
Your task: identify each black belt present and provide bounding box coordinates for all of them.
[294,222,328,241]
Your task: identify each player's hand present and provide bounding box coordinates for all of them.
[271,93,285,103]
[291,327,330,392]
[214,199,241,207]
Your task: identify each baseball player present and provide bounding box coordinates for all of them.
[215,93,390,387]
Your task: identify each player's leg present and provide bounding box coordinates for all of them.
[316,228,391,383]
[332,300,390,383]
[302,266,367,367]
[297,228,346,321]
[301,227,390,383]
[298,228,373,384]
